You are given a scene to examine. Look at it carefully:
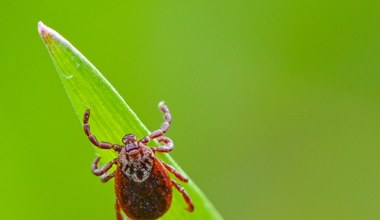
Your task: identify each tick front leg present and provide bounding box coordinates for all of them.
[163,162,188,182]
[171,180,194,212]
[91,157,116,176]
[83,109,122,152]
[142,102,172,142]
[151,137,174,153]
[158,101,172,133]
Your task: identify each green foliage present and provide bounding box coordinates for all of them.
[38,21,223,220]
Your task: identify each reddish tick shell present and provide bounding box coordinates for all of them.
[115,153,173,220]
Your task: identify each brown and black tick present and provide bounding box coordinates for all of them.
[83,102,194,220]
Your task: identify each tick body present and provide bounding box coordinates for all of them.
[83,102,194,220]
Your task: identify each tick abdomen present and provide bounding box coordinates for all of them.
[115,157,173,220]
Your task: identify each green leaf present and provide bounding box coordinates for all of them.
[38,21,223,220]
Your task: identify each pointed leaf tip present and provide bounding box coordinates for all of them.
[37,21,62,44]
[38,21,48,39]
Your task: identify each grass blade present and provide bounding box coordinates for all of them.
[38,21,223,220]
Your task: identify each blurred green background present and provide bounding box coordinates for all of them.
[1,0,380,219]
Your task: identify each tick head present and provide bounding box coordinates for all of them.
[123,134,138,152]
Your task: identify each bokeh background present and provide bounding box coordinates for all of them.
[1,0,380,219]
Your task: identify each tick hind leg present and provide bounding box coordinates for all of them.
[163,162,188,182]
[171,180,194,212]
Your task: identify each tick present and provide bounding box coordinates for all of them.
[83,102,194,220]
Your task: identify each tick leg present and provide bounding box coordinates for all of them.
[115,199,124,220]
[158,101,172,132]
[100,171,116,183]
[83,109,122,152]
[151,136,174,153]
[141,102,172,144]
[171,180,194,212]
[163,162,188,182]
[91,157,116,176]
